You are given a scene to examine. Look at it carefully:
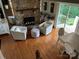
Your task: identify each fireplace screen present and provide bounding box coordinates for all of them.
[23,17,35,26]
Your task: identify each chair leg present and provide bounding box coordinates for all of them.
[58,46,66,56]
[55,38,60,48]
[36,50,42,59]
[0,39,1,49]
[69,56,72,59]
[78,55,79,59]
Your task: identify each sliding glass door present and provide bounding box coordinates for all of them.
[56,3,79,33]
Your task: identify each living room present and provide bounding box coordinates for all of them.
[0,0,79,59]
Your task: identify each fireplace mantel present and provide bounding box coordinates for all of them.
[16,8,39,11]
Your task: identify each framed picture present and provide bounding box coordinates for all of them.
[50,3,54,13]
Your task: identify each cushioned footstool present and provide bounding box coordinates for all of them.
[31,28,40,38]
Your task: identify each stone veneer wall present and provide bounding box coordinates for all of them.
[11,0,40,24]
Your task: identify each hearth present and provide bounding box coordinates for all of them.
[23,17,35,26]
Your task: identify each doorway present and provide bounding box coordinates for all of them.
[56,3,79,33]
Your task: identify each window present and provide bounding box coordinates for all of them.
[44,2,47,11]
[50,3,54,13]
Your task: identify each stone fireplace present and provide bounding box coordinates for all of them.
[11,0,40,24]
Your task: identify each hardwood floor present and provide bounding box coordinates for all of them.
[0,29,68,59]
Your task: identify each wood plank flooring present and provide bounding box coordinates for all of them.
[0,29,68,59]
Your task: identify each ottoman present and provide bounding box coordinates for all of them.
[31,28,40,38]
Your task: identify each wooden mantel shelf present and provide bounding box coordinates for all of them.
[16,8,39,11]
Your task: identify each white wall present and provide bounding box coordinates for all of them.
[75,18,79,35]
[40,0,60,17]
[40,0,60,28]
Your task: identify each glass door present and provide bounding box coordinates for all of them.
[56,3,79,33]
[56,4,68,28]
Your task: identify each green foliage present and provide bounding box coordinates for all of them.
[69,6,79,18]
[60,5,69,16]
[66,18,75,25]
[60,4,79,18]
[59,4,79,25]
[59,14,66,24]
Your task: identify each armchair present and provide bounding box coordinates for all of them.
[39,20,54,35]
[10,26,27,40]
